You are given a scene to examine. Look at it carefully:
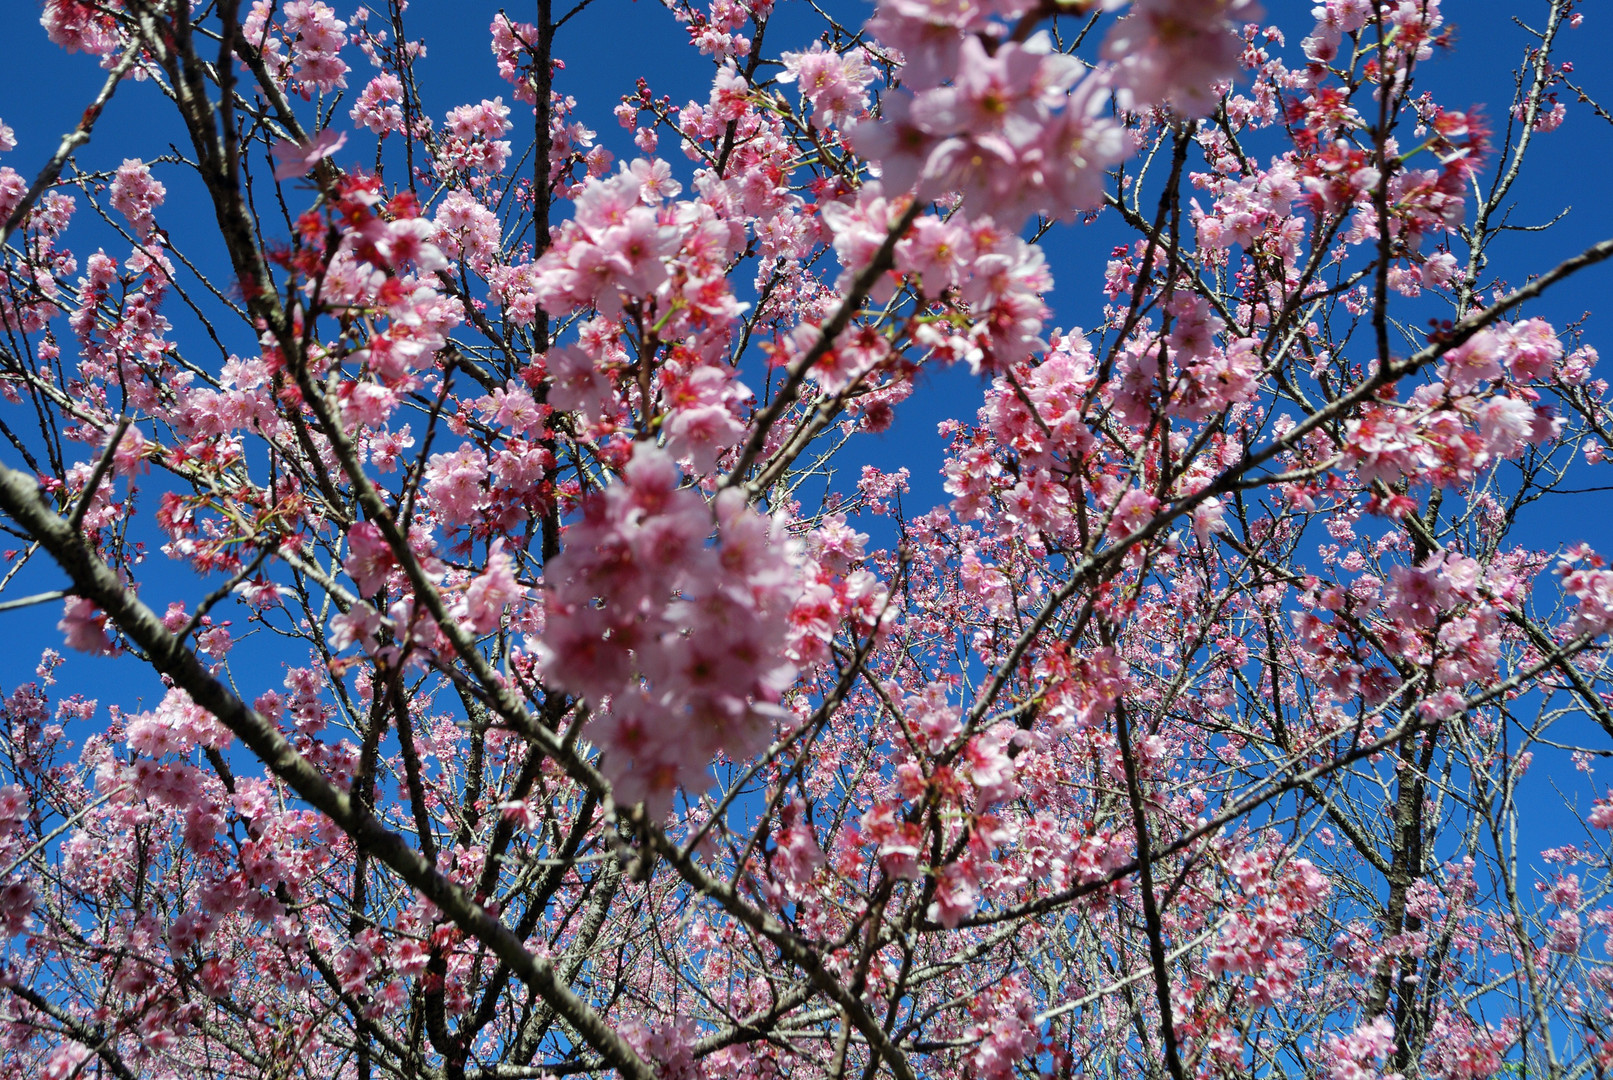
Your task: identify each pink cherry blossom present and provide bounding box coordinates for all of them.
[2,6,1612,1080]
[270,128,348,180]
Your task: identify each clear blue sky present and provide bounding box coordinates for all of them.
[0,1,1609,800]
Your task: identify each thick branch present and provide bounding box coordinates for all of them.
[0,463,657,1080]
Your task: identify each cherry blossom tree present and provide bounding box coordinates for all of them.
[0,0,1611,1078]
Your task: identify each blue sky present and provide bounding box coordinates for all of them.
[3,0,1609,515]
[0,1,1610,839]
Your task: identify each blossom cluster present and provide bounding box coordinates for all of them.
[535,445,800,812]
